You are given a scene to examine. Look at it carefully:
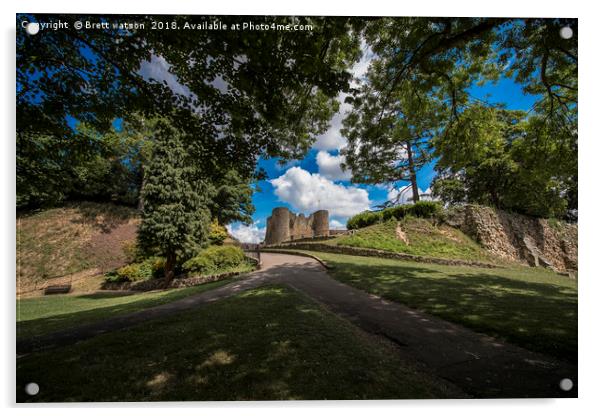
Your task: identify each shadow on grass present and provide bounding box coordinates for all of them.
[17,285,450,402]
[16,280,235,340]
[327,259,577,362]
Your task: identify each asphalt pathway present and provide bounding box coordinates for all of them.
[17,252,577,398]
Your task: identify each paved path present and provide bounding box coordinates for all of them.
[17,253,577,398]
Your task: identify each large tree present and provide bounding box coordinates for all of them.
[342,74,444,203]
[432,105,577,218]
[137,120,211,282]
[343,17,577,216]
[17,14,363,208]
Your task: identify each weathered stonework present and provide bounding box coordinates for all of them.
[264,207,329,245]
[445,204,577,272]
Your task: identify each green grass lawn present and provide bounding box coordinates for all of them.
[290,250,577,362]
[17,285,459,402]
[330,218,499,263]
[17,277,239,340]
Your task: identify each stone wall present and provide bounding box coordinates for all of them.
[264,207,330,245]
[446,204,577,272]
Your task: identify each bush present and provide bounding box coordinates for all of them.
[181,255,216,275]
[104,256,165,283]
[347,201,443,229]
[208,219,229,245]
[382,205,408,222]
[408,201,443,219]
[183,245,246,275]
[347,211,383,230]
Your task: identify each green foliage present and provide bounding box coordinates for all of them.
[346,211,383,230]
[343,18,577,219]
[342,73,442,204]
[105,257,165,283]
[347,201,443,229]
[432,106,575,218]
[210,170,255,225]
[182,245,247,276]
[407,201,443,219]
[208,219,229,246]
[137,120,212,278]
[181,256,216,276]
[17,15,362,211]
[17,123,146,210]
[17,133,69,208]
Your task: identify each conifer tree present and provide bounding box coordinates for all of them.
[137,120,211,282]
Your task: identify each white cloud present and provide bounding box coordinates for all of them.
[226,222,266,244]
[138,55,194,98]
[312,93,350,151]
[329,219,347,230]
[312,43,374,151]
[316,151,352,181]
[270,167,371,218]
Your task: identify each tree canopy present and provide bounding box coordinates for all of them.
[341,17,577,218]
[17,14,364,210]
[16,15,578,232]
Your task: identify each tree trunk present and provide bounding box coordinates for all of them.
[137,165,146,211]
[164,251,177,286]
[406,141,420,203]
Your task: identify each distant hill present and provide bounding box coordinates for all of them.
[17,202,139,292]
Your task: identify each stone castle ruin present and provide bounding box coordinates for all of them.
[264,207,330,245]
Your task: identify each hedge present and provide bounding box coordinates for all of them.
[346,201,443,230]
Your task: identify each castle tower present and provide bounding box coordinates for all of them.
[264,207,330,245]
[264,207,291,245]
[312,210,329,238]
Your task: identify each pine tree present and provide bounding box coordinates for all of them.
[137,120,211,283]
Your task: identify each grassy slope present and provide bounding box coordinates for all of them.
[17,277,239,340]
[17,285,459,402]
[293,250,577,362]
[17,202,139,289]
[329,218,499,263]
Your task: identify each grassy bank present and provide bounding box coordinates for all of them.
[17,202,139,289]
[289,250,577,362]
[328,218,499,263]
[17,285,459,401]
[17,277,238,340]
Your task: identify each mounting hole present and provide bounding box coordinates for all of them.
[25,22,40,36]
[559,378,573,391]
[24,382,39,396]
[559,26,573,40]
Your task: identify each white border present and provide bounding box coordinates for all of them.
[2,1,600,415]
